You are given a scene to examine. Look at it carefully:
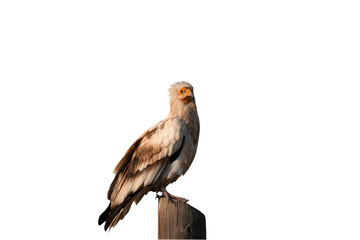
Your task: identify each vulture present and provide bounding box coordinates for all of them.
[98,81,200,231]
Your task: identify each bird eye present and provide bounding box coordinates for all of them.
[179,89,184,94]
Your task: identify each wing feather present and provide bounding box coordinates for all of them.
[108,116,187,208]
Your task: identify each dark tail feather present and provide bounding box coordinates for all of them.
[98,203,111,226]
[104,205,123,231]
[103,189,143,231]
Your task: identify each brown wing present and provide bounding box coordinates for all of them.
[99,117,187,230]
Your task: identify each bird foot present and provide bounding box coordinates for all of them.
[159,187,189,203]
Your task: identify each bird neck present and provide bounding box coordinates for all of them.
[169,99,196,123]
[169,98,200,147]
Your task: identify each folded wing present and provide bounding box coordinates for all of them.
[99,117,187,230]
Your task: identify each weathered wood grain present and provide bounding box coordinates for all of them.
[158,198,206,239]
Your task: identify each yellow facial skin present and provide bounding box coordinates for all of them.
[178,87,193,104]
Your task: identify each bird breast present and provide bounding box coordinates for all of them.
[157,136,197,187]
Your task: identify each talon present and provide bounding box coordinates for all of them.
[160,186,189,203]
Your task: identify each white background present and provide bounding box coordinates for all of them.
[1,1,359,239]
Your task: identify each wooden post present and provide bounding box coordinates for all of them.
[158,198,206,239]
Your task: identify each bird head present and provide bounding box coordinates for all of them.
[169,81,195,105]
[177,87,193,104]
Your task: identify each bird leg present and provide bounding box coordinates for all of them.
[159,186,189,202]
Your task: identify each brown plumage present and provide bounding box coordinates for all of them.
[98,82,200,231]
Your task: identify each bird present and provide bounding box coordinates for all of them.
[98,81,200,231]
